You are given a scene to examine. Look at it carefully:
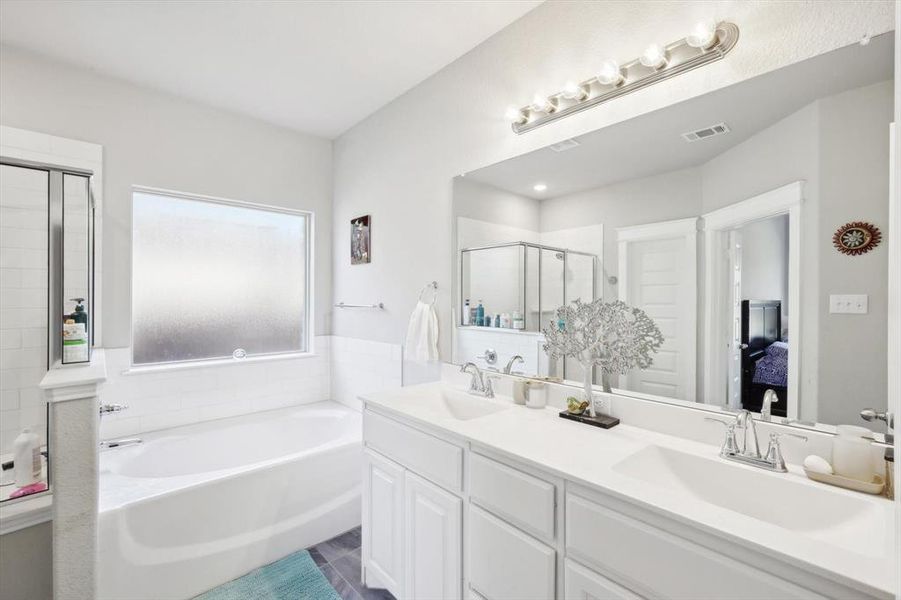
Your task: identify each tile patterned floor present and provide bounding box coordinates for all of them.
[308,527,395,600]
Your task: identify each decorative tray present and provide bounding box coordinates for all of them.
[558,410,620,429]
[803,468,885,495]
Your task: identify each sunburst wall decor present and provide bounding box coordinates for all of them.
[832,221,881,256]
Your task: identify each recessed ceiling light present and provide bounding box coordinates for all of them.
[533,183,547,192]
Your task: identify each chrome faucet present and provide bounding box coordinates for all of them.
[760,389,778,422]
[460,362,495,398]
[503,355,524,375]
[706,410,806,472]
[735,410,761,458]
[100,438,142,449]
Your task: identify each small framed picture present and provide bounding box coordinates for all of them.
[351,215,371,265]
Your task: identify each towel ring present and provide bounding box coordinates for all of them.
[418,281,438,305]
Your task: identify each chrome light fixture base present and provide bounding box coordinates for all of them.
[511,22,739,135]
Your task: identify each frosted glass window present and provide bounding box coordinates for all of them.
[132,191,309,365]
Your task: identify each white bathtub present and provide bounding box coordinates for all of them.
[97,401,362,600]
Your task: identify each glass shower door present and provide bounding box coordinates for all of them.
[0,163,50,496]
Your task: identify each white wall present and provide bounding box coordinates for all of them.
[454,177,539,231]
[817,80,892,426]
[331,0,893,363]
[0,46,334,350]
[739,214,790,334]
[540,167,702,300]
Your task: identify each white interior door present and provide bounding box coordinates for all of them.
[727,230,743,409]
[618,219,697,402]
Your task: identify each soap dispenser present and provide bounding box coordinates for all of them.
[70,297,88,327]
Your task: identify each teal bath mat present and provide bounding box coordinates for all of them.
[194,549,342,600]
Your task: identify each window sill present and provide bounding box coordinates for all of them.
[122,351,321,376]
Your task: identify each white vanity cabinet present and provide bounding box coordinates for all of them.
[362,449,405,596]
[362,405,882,600]
[404,471,462,599]
[362,409,464,600]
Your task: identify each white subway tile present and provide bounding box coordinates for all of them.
[0,389,19,411]
[0,330,21,350]
[140,408,201,433]
[18,269,47,289]
[0,288,48,309]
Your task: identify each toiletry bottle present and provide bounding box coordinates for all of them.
[884,447,894,500]
[512,311,524,330]
[485,314,492,327]
[462,299,471,325]
[13,428,40,487]
[476,300,485,326]
[70,297,88,327]
[62,319,89,363]
[494,314,501,327]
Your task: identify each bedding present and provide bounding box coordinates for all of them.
[752,341,788,387]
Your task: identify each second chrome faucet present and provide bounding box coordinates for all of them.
[706,409,806,472]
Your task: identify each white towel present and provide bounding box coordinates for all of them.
[404,300,439,362]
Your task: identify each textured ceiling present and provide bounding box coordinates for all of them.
[0,0,542,138]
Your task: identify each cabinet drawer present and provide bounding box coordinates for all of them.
[565,493,820,600]
[470,452,556,542]
[564,559,643,600]
[469,505,555,600]
[364,410,463,492]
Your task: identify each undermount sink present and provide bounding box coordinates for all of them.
[613,445,886,556]
[437,389,510,421]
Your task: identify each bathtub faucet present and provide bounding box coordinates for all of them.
[100,438,143,449]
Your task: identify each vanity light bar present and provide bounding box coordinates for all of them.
[509,21,740,135]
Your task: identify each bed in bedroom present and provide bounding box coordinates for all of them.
[740,299,787,417]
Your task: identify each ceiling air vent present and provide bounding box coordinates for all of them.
[549,138,580,152]
[681,122,730,143]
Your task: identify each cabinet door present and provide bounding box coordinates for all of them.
[564,559,643,600]
[469,505,555,600]
[404,471,462,600]
[362,450,404,598]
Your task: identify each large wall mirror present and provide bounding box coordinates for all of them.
[452,33,893,438]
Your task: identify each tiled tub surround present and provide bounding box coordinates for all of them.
[330,336,402,411]
[98,401,362,600]
[99,339,332,439]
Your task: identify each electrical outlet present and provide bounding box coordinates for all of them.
[829,294,868,314]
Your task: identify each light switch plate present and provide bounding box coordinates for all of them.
[829,294,868,314]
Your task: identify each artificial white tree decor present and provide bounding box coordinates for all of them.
[543,298,664,417]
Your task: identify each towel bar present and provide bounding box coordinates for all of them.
[334,302,385,309]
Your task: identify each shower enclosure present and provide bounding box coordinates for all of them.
[459,241,598,333]
[0,158,96,503]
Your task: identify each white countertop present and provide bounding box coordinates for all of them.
[362,381,896,599]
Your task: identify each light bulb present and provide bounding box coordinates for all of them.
[686,19,717,49]
[530,93,555,113]
[533,183,547,192]
[561,80,588,101]
[639,44,668,69]
[596,59,624,86]
[505,106,526,124]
